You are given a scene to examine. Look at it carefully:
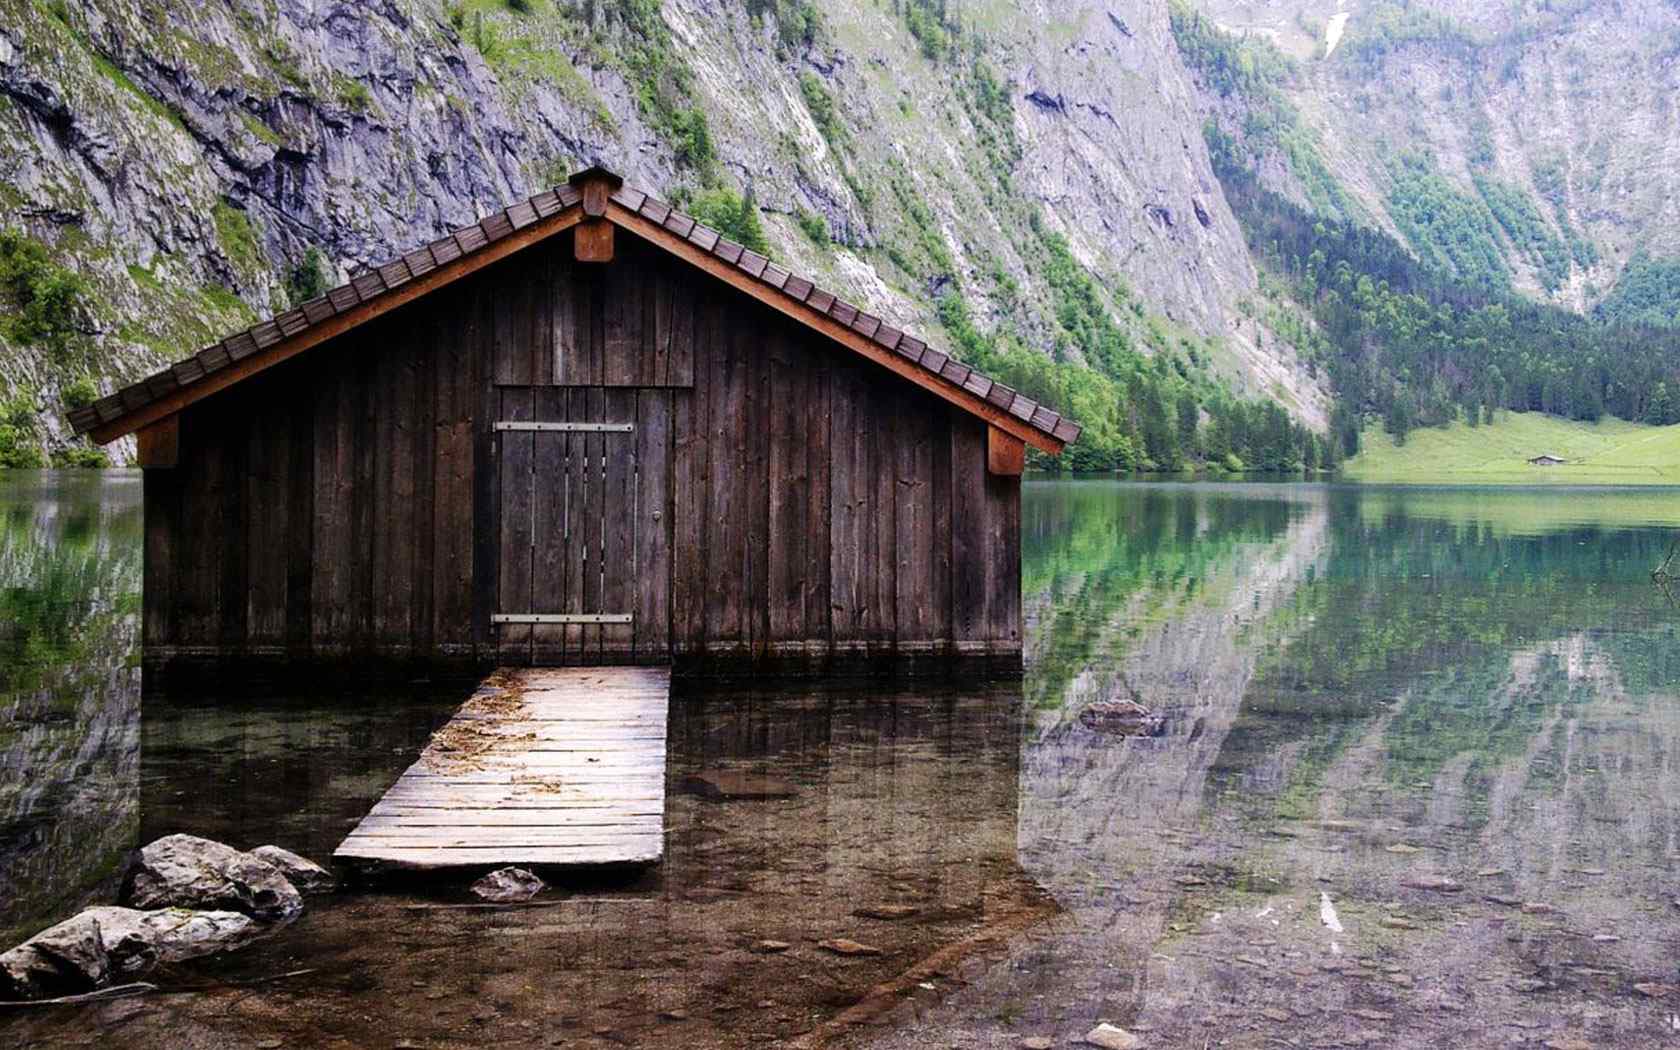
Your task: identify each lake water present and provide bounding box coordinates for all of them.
[3,471,1678,1048]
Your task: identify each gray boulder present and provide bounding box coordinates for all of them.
[249,845,336,894]
[0,912,108,999]
[471,867,545,903]
[0,906,264,1000]
[80,907,257,976]
[124,834,302,922]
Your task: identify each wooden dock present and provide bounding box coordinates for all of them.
[335,667,670,870]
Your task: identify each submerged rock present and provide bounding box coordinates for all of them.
[250,846,336,894]
[124,834,303,922]
[853,904,918,921]
[471,867,545,903]
[0,912,109,999]
[1084,1023,1143,1049]
[680,771,797,800]
[1400,874,1462,893]
[1077,701,1166,738]
[817,938,882,957]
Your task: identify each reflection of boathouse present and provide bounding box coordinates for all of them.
[129,683,1042,1045]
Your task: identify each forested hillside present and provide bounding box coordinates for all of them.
[1169,1,1680,455]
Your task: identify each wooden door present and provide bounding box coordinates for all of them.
[494,389,672,665]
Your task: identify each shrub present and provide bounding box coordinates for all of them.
[688,188,769,255]
[0,393,44,468]
[0,230,87,359]
[62,377,98,410]
[286,247,330,305]
[795,208,829,247]
[51,446,108,468]
[799,73,841,144]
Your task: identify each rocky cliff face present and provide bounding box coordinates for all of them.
[0,0,1331,459]
[1191,0,1680,311]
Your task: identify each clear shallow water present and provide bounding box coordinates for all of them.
[2,473,1679,1048]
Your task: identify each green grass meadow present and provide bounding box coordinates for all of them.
[1343,412,1680,485]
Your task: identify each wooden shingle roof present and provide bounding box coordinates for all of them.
[71,169,1081,452]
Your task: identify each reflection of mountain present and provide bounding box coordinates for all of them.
[0,472,143,944]
[1021,486,1331,899]
[872,483,1680,1049]
[869,483,1332,1045]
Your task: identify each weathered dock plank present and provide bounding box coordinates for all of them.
[335,666,670,870]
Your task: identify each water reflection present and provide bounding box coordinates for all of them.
[4,475,1680,1049]
[882,482,1680,1049]
[0,471,142,946]
[6,681,1032,1047]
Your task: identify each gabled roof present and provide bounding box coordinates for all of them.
[70,168,1081,453]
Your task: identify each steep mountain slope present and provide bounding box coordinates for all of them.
[1190,0,1680,311]
[0,0,1331,463]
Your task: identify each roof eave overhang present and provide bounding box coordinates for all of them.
[84,207,587,445]
[604,202,1065,456]
[78,176,1078,456]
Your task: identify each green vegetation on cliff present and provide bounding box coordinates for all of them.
[1173,9,1680,458]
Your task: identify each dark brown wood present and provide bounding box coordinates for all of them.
[950,416,988,651]
[472,275,500,653]
[91,210,584,444]
[704,293,745,650]
[311,359,354,652]
[608,204,1061,454]
[987,425,1026,476]
[575,218,613,262]
[137,415,179,468]
[743,321,770,660]
[284,390,314,655]
[497,387,536,664]
[578,175,614,218]
[767,327,806,647]
[634,388,672,662]
[139,225,1026,678]
[601,388,636,660]
[531,387,567,664]
[561,387,591,661]
[142,466,180,647]
[245,396,288,649]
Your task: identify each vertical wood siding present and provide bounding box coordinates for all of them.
[143,233,1020,676]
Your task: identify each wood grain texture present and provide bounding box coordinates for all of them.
[334,666,669,869]
[141,233,1023,677]
[136,416,178,468]
[91,210,584,443]
[608,204,1060,454]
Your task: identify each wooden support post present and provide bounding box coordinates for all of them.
[575,218,614,263]
[987,425,1024,476]
[568,166,624,265]
[136,415,179,468]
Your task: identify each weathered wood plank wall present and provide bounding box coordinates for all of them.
[143,233,1020,677]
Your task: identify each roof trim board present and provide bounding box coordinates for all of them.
[72,169,1081,452]
[608,203,1064,455]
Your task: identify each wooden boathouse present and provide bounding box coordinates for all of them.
[72,166,1079,679]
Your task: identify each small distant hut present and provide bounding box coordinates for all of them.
[1528,454,1568,466]
[69,167,1080,678]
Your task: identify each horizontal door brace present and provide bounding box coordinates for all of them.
[494,421,634,433]
[493,613,634,625]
